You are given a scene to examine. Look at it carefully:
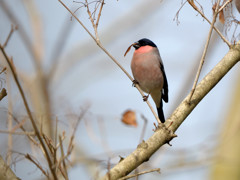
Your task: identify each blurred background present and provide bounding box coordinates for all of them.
[0,0,240,179]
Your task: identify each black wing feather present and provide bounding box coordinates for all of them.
[160,63,168,103]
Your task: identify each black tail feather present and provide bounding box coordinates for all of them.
[157,100,165,123]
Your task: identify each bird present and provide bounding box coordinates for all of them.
[128,38,168,123]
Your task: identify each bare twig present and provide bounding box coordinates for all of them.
[187,0,231,47]
[58,0,161,124]
[3,25,17,48]
[72,1,99,16]
[53,117,58,173]
[58,0,96,40]
[54,133,71,178]
[67,107,88,155]
[85,0,97,35]
[218,0,232,13]
[83,0,104,41]
[55,132,66,149]
[96,0,104,29]
[25,154,49,178]
[173,0,188,25]
[119,168,160,180]
[0,67,7,74]
[0,45,57,179]
[7,112,38,146]
[0,1,37,63]
[10,118,26,132]
[42,133,55,155]
[188,0,222,102]
[72,107,88,139]
[59,135,69,180]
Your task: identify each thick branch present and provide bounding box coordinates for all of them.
[101,45,240,179]
[168,45,240,132]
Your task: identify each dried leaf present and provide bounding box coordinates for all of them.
[236,0,240,13]
[121,110,137,127]
[0,88,7,101]
[219,9,225,24]
[124,44,133,57]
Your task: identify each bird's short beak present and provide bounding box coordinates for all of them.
[132,42,140,49]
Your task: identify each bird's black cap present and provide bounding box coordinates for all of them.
[133,38,157,49]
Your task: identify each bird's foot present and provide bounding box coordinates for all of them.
[132,79,139,87]
[143,94,149,101]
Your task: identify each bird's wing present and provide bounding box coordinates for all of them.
[160,63,168,103]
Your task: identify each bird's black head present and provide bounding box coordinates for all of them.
[133,38,157,50]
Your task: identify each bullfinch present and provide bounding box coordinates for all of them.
[129,38,168,123]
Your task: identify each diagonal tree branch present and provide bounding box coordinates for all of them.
[58,0,161,124]
[101,45,240,179]
[188,0,221,102]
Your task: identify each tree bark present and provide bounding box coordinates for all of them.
[101,45,240,180]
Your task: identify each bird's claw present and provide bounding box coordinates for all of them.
[143,94,149,101]
[132,80,139,87]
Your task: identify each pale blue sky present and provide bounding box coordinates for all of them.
[0,0,240,179]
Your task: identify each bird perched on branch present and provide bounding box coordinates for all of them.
[125,38,168,123]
